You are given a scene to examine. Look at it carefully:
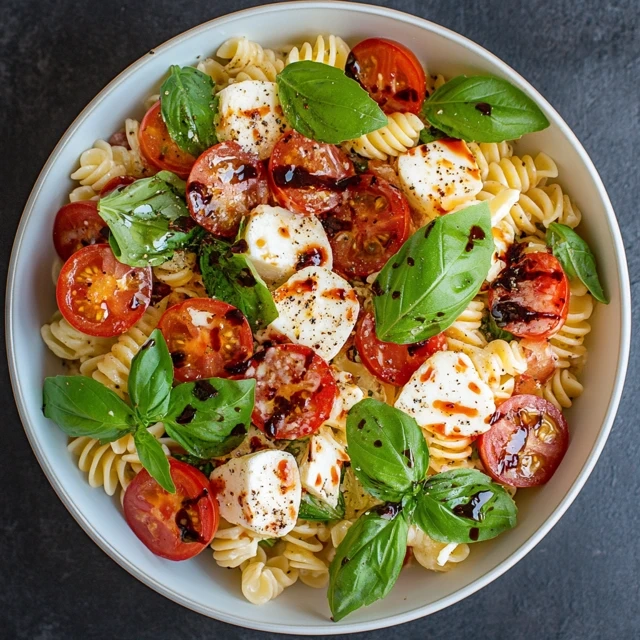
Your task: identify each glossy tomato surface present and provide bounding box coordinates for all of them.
[158,298,253,383]
[123,458,218,561]
[99,175,136,197]
[56,243,151,337]
[268,131,355,215]
[244,343,337,440]
[345,38,426,114]
[478,394,569,488]
[52,201,109,261]
[322,174,411,279]
[187,141,269,238]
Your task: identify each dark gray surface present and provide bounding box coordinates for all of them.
[1,0,639,638]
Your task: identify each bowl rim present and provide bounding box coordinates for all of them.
[6,1,631,634]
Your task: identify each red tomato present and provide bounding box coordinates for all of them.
[52,201,109,261]
[322,174,411,279]
[99,175,136,197]
[123,458,218,561]
[158,298,253,383]
[345,38,426,114]
[478,394,569,488]
[514,338,558,395]
[355,312,446,386]
[489,251,570,340]
[244,343,337,440]
[268,131,355,215]
[139,101,196,179]
[187,141,269,238]
[56,244,151,337]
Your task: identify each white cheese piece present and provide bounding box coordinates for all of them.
[325,369,364,429]
[243,205,333,285]
[269,266,359,362]
[215,81,289,160]
[394,351,495,438]
[299,427,349,508]
[210,450,301,537]
[398,140,482,223]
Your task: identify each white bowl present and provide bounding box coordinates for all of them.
[6,1,631,634]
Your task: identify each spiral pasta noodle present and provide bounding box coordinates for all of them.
[407,526,470,571]
[550,281,593,367]
[514,183,582,230]
[217,37,284,81]
[422,428,476,474]
[486,153,558,193]
[211,521,264,568]
[41,312,116,361]
[196,58,231,90]
[469,339,528,400]
[124,118,149,178]
[152,251,198,288]
[443,298,487,356]
[541,368,584,409]
[285,35,350,69]
[241,546,299,605]
[283,522,330,588]
[468,141,514,181]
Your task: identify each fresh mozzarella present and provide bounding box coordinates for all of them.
[394,351,495,438]
[243,205,333,285]
[299,427,349,508]
[325,368,364,429]
[215,81,289,160]
[210,450,301,537]
[269,266,359,361]
[398,140,482,223]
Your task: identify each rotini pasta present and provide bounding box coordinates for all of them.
[468,141,514,181]
[196,57,231,90]
[422,428,476,474]
[285,35,350,69]
[407,526,470,571]
[486,152,558,193]
[124,118,148,178]
[152,251,198,288]
[241,546,299,605]
[217,37,284,81]
[211,521,264,568]
[283,521,330,588]
[41,312,116,361]
[541,368,584,409]
[444,298,487,356]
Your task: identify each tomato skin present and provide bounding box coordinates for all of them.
[489,251,570,340]
[158,298,253,383]
[322,174,411,279]
[187,141,270,238]
[356,312,446,386]
[345,38,426,114]
[52,201,109,261]
[244,343,338,440]
[56,244,151,337]
[123,458,219,561]
[139,101,196,179]
[100,175,136,197]
[478,394,569,488]
[268,131,355,215]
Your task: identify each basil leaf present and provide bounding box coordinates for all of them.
[276,61,388,144]
[171,453,214,477]
[546,223,608,303]
[43,376,135,442]
[133,427,175,493]
[128,330,172,424]
[346,399,428,502]
[419,125,447,144]
[160,65,218,156]
[199,238,278,331]
[259,538,278,549]
[423,75,549,143]
[413,469,517,544]
[164,378,255,458]
[299,491,346,522]
[98,171,195,267]
[373,202,493,343]
[328,506,408,621]
[480,311,514,342]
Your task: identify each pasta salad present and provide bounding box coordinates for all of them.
[41,34,608,621]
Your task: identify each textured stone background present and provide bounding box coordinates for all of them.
[1,0,639,638]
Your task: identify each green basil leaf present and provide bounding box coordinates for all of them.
[258,538,278,548]
[346,399,428,502]
[160,65,218,156]
[199,238,278,332]
[422,75,550,143]
[299,491,346,522]
[98,171,195,267]
[373,202,493,343]
[480,311,514,342]
[133,427,175,493]
[328,506,408,621]
[419,125,447,144]
[546,223,608,303]
[128,329,173,424]
[171,453,215,477]
[43,376,135,442]
[164,378,255,458]
[413,469,517,544]
[276,61,388,144]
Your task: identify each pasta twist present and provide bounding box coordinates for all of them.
[283,522,330,588]
[549,281,593,366]
[443,298,487,356]
[407,526,470,572]
[541,368,584,409]
[514,183,582,230]
[241,547,299,605]
[153,251,198,288]
[468,141,514,181]
[344,113,424,161]
[469,339,528,400]
[124,118,149,178]
[422,428,476,474]
[425,73,446,96]
[196,58,231,90]
[41,312,116,361]
[217,37,284,81]
[285,35,350,69]
[486,153,558,193]
[211,521,264,568]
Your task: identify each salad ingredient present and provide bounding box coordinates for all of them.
[299,490,346,522]
[53,201,109,261]
[99,175,137,197]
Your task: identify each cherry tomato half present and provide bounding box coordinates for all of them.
[187,141,269,238]
[478,394,569,488]
[158,298,253,383]
[139,101,196,179]
[52,201,109,261]
[99,175,136,197]
[489,251,570,340]
[123,458,219,561]
[513,339,558,395]
[322,174,411,279]
[345,38,426,114]
[268,131,355,215]
[355,312,446,386]
[56,244,151,337]
[244,343,337,440]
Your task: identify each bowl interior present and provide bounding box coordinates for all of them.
[7,2,630,634]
